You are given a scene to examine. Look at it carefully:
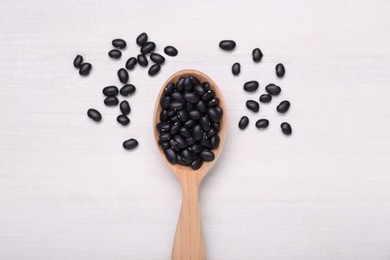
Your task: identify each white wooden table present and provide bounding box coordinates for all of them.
[1,0,390,259]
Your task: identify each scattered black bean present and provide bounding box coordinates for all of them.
[73,55,83,68]
[276,63,285,78]
[137,54,148,67]
[123,138,138,150]
[120,84,136,96]
[252,48,263,62]
[243,81,259,92]
[108,49,122,59]
[148,64,161,76]
[136,32,148,47]
[281,122,292,135]
[102,86,118,97]
[125,57,137,70]
[141,42,156,54]
[232,62,240,76]
[104,96,119,106]
[277,100,290,113]
[112,39,126,49]
[164,46,178,56]
[87,108,101,122]
[259,94,272,103]
[117,115,130,126]
[255,119,269,129]
[120,100,131,115]
[265,83,281,95]
[219,40,236,51]
[79,63,92,76]
[238,116,249,130]
[117,68,129,83]
[246,100,259,112]
[150,53,165,64]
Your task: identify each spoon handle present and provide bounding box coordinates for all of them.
[172,174,205,260]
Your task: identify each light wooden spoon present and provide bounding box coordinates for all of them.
[153,69,227,260]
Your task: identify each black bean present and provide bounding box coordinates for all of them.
[276,63,285,78]
[200,134,212,149]
[246,100,259,112]
[186,103,194,111]
[102,86,118,97]
[160,110,168,121]
[177,110,189,122]
[215,106,223,117]
[112,39,126,49]
[163,148,177,164]
[125,57,137,70]
[194,84,206,96]
[159,140,170,149]
[87,108,101,122]
[148,64,161,76]
[174,135,187,149]
[157,122,170,132]
[207,98,219,107]
[120,84,136,96]
[189,110,202,120]
[192,125,203,141]
[166,108,175,117]
[184,92,199,104]
[136,32,148,46]
[210,135,220,149]
[179,127,191,138]
[73,55,83,68]
[164,46,178,56]
[141,42,156,54]
[200,116,211,131]
[171,92,184,102]
[117,115,130,126]
[191,144,202,154]
[212,121,221,131]
[164,83,175,96]
[182,149,195,164]
[160,132,171,141]
[277,100,290,113]
[79,63,92,76]
[243,81,259,92]
[176,77,185,92]
[252,48,263,62]
[219,40,236,51]
[265,84,281,96]
[150,53,165,64]
[207,127,217,137]
[120,100,131,115]
[281,122,292,135]
[191,158,203,170]
[259,94,272,103]
[185,137,195,146]
[170,101,184,110]
[108,49,122,59]
[176,154,187,165]
[118,68,129,83]
[238,116,249,130]
[207,107,220,122]
[184,77,193,91]
[170,121,181,135]
[104,96,119,106]
[189,76,200,85]
[195,101,206,114]
[169,115,178,123]
[202,90,215,101]
[199,149,214,161]
[123,138,138,150]
[255,119,269,129]
[184,119,195,129]
[232,62,240,76]
[160,96,170,109]
[202,82,211,90]
[137,54,148,67]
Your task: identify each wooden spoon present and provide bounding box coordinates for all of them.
[153,69,227,260]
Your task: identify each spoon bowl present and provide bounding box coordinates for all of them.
[153,69,227,260]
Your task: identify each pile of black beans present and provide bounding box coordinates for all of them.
[77,32,178,150]
[219,40,292,135]
[157,75,222,170]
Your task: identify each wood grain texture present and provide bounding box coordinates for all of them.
[1,0,390,259]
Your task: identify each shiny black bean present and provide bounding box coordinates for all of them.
[136,32,148,46]
[259,94,272,103]
[164,46,178,56]
[159,140,170,149]
[79,63,92,76]
[104,96,119,106]
[141,42,156,54]
[176,154,187,165]
[170,138,181,152]
[246,100,259,112]
[184,77,193,91]
[199,149,214,161]
[276,63,285,78]
[207,107,220,122]
[112,39,126,49]
[108,49,122,59]
[73,55,83,68]
[166,108,175,117]
[176,77,185,92]
[177,109,189,122]
[117,115,130,126]
[160,132,171,141]
[202,82,211,90]
[189,110,202,120]
[200,134,212,149]
[170,121,181,135]
[171,92,184,102]
[170,101,184,110]
[191,144,203,154]
[174,135,187,149]
[210,135,220,149]
[123,138,138,150]
[164,83,175,96]
[238,116,249,130]
[189,76,200,85]
[120,100,131,115]
[163,148,177,164]
[252,48,263,62]
[117,68,129,83]
[137,54,148,67]
[212,121,221,131]
[232,62,240,76]
[194,84,206,95]
[277,100,290,113]
[255,119,269,129]
[281,122,292,135]
[160,110,168,121]
[125,57,137,70]
[150,53,165,64]
[169,115,178,123]
[200,116,211,131]
[192,125,203,141]
[120,84,136,96]
[179,127,191,138]
[207,127,217,137]
[243,81,259,92]
[207,98,219,107]
[184,92,199,104]
[148,64,161,76]
[265,83,281,95]
[202,90,215,101]
[182,149,195,164]
[195,101,206,114]
[160,96,170,109]
[191,158,203,170]
[219,40,236,50]
[87,108,101,122]
[184,119,195,129]
[157,122,170,132]
[215,106,223,117]
[186,137,195,146]
[102,86,118,96]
